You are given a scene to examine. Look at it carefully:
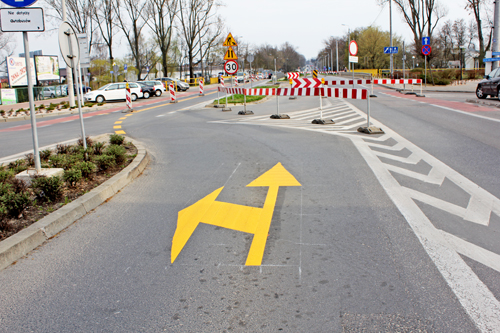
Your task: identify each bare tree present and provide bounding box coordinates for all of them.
[144,0,178,77]
[45,0,96,55]
[93,0,118,69]
[389,0,447,57]
[177,0,221,83]
[0,31,15,75]
[465,0,492,62]
[115,0,149,80]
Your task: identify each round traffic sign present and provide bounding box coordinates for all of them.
[58,21,80,68]
[247,54,254,63]
[422,45,432,56]
[224,60,238,75]
[349,40,358,56]
[0,0,38,7]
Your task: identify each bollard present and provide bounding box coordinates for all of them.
[169,83,177,103]
[199,77,204,96]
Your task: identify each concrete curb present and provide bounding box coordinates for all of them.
[0,135,151,271]
[377,83,474,94]
[465,99,500,108]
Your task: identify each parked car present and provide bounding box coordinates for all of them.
[84,82,143,103]
[40,86,56,99]
[140,80,166,96]
[476,68,500,99]
[136,82,155,99]
[156,77,190,91]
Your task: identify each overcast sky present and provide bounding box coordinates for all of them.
[9,0,485,65]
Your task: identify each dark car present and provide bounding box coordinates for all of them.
[137,82,155,99]
[476,68,500,99]
[156,77,190,91]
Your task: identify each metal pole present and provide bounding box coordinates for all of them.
[425,55,427,86]
[276,92,279,116]
[493,0,500,69]
[274,58,277,84]
[367,97,371,127]
[24,32,41,172]
[62,0,76,107]
[336,40,339,72]
[403,41,406,90]
[389,0,393,78]
[67,31,86,150]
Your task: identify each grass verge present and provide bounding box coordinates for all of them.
[213,86,276,105]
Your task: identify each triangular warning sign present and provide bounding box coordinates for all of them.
[223,33,237,46]
[224,46,238,60]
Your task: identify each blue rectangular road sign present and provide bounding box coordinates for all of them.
[492,52,500,56]
[483,58,500,62]
[383,47,399,54]
[422,37,430,46]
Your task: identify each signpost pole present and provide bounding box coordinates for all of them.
[425,55,427,87]
[67,31,86,150]
[24,31,41,172]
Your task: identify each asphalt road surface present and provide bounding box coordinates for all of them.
[0,79,498,332]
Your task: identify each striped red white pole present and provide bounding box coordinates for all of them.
[169,83,176,103]
[125,82,132,110]
[199,78,204,96]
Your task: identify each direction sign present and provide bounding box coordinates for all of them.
[483,58,500,62]
[349,40,358,56]
[422,36,430,46]
[0,0,38,7]
[383,47,399,54]
[223,33,237,46]
[58,21,79,68]
[224,46,238,60]
[0,8,44,32]
[224,60,238,75]
[422,45,432,56]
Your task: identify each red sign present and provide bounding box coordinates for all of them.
[224,60,238,75]
[422,45,432,56]
[349,41,358,56]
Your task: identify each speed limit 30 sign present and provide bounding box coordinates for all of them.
[224,60,238,75]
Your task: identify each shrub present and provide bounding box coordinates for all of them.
[1,191,30,217]
[434,78,450,85]
[56,144,71,154]
[109,134,125,146]
[31,175,63,201]
[0,169,14,183]
[0,183,12,196]
[48,155,65,168]
[25,153,35,166]
[93,154,115,170]
[7,177,28,193]
[93,142,105,155]
[64,168,82,186]
[77,136,93,148]
[75,161,97,178]
[40,149,52,161]
[105,144,126,164]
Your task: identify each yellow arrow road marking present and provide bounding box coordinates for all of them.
[171,163,301,266]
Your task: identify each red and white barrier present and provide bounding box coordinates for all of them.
[169,83,176,103]
[287,72,300,79]
[125,83,132,110]
[234,76,239,87]
[199,78,204,96]
[220,76,225,87]
[219,87,368,100]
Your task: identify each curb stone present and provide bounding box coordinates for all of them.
[0,134,150,271]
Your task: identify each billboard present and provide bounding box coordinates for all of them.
[6,57,36,87]
[35,55,60,81]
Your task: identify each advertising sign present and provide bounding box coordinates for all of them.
[34,55,60,81]
[0,89,16,105]
[6,56,36,87]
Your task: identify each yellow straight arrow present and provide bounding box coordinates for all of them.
[171,163,301,265]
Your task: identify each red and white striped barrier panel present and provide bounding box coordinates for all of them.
[125,83,132,110]
[372,79,421,84]
[287,72,300,79]
[218,87,246,95]
[217,86,368,100]
[291,78,322,88]
[234,76,239,87]
[199,78,204,95]
[220,76,225,87]
[169,83,176,103]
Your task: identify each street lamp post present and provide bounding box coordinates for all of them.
[342,24,350,72]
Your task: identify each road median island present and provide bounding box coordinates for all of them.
[212,86,276,106]
[0,134,150,271]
